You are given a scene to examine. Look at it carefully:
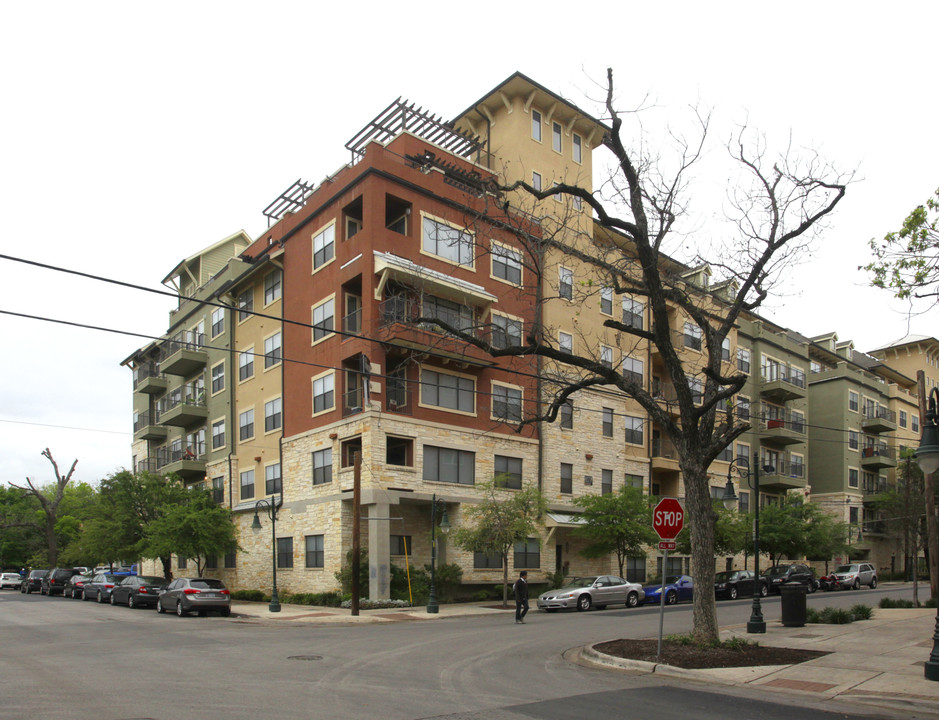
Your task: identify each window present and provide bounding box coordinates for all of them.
[737,348,751,374]
[277,537,293,569]
[237,288,253,322]
[625,415,644,445]
[600,345,613,369]
[683,322,702,351]
[422,295,474,336]
[211,419,225,450]
[790,409,805,434]
[737,443,750,467]
[738,491,750,513]
[264,463,281,495]
[559,332,573,354]
[532,171,542,191]
[313,224,335,270]
[602,407,614,437]
[211,308,224,337]
[341,437,362,468]
[492,244,522,284]
[239,409,254,441]
[689,377,703,405]
[492,384,522,422]
[625,473,643,489]
[514,538,540,568]
[491,314,522,349]
[849,468,859,488]
[474,551,502,569]
[421,369,475,413]
[422,216,473,266]
[224,550,236,568]
[240,470,255,500]
[178,556,187,570]
[560,400,573,429]
[717,444,733,462]
[313,299,335,342]
[238,350,254,381]
[900,410,908,428]
[264,397,282,432]
[264,333,282,368]
[212,476,224,504]
[721,338,731,362]
[622,297,643,329]
[790,454,805,478]
[913,414,920,432]
[313,373,335,414]
[573,195,582,211]
[848,390,859,412]
[423,446,475,485]
[601,468,613,495]
[344,293,361,334]
[848,430,859,450]
[531,109,542,141]
[211,363,225,393]
[494,455,522,489]
[573,133,582,163]
[600,287,613,315]
[560,463,573,494]
[559,267,573,300]
[626,557,645,584]
[312,448,332,485]
[390,535,411,556]
[305,535,324,568]
[386,436,413,466]
[623,356,644,386]
[264,269,282,304]
[736,396,750,421]
[552,121,562,152]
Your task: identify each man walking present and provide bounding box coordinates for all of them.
[514,570,529,624]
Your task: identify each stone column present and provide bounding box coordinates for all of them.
[368,501,391,600]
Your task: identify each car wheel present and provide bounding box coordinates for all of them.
[81,589,89,601]
[109,592,116,605]
[870,577,878,589]
[128,595,136,609]
[577,594,592,611]
[96,591,103,603]
[853,579,860,590]
[156,599,166,614]
[728,586,738,600]
[626,591,639,608]
[220,608,231,617]
[176,601,187,617]
[759,583,768,598]
[807,581,817,594]
[666,590,678,605]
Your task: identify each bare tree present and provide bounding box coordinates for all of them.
[412,68,849,641]
[10,448,78,567]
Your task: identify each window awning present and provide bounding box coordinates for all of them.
[545,512,586,527]
[374,251,498,305]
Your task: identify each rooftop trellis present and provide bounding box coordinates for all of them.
[262,178,315,227]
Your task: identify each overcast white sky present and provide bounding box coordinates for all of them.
[2,2,937,488]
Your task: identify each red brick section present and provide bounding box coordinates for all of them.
[761,678,837,692]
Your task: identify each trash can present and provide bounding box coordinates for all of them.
[779,582,808,627]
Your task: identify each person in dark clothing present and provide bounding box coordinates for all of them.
[514,570,529,623]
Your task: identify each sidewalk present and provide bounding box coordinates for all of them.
[230,598,508,624]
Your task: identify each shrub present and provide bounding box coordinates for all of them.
[664,633,757,650]
[879,597,915,609]
[806,607,820,623]
[819,607,854,624]
[849,604,873,621]
[925,597,937,608]
[231,589,267,602]
[545,569,568,590]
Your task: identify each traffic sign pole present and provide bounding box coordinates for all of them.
[658,548,667,657]
[652,498,684,659]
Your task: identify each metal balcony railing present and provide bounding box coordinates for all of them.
[157,383,206,415]
[761,364,806,389]
[161,330,205,359]
[863,406,896,424]
[134,362,163,388]
[861,444,896,462]
[156,442,206,468]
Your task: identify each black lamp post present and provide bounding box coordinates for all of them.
[721,452,770,634]
[251,498,281,613]
[914,387,939,681]
[426,494,450,614]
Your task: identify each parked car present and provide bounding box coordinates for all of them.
[831,563,877,590]
[714,570,767,600]
[110,575,167,608]
[64,573,93,599]
[0,573,23,590]
[537,575,644,612]
[643,575,694,605]
[41,568,81,596]
[20,569,48,594]
[81,573,124,603]
[761,563,817,594]
[156,577,231,617]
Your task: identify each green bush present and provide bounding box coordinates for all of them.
[849,604,873,620]
[806,607,820,623]
[392,564,428,605]
[231,589,267,602]
[879,597,915,609]
[664,633,758,650]
[925,597,937,608]
[819,607,854,624]
[335,548,369,595]
[545,569,568,590]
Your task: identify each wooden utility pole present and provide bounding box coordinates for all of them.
[917,371,939,600]
[351,451,361,616]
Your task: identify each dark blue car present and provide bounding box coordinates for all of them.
[643,575,694,605]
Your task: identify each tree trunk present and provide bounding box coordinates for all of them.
[45,519,57,567]
[160,556,173,582]
[683,461,719,642]
[502,554,509,609]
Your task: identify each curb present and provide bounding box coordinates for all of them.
[580,644,734,685]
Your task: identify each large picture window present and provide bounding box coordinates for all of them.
[422,295,474,335]
[422,217,473,266]
[514,539,540,569]
[494,455,523,489]
[423,445,475,485]
[421,369,475,413]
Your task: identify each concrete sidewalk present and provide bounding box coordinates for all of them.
[230,598,509,624]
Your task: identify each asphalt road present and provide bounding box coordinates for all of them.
[0,584,920,720]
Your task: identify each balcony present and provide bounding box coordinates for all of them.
[760,367,806,402]
[133,411,166,441]
[156,444,206,479]
[385,382,412,415]
[860,444,896,470]
[862,521,887,537]
[861,406,897,434]
[134,363,167,395]
[651,379,680,418]
[342,387,365,417]
[157,384,207,428]
[136,458,159,473]
[160,331,208,376]
[759,460,807,492]
[760,412,806,447]
[651,435,680,474]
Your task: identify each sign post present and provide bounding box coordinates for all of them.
[652,497,685,658]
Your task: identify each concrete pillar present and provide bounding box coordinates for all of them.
[368,501,391,600]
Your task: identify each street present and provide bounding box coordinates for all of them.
[0,585,923,720]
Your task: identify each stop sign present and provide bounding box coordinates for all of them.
[653,497,684,540]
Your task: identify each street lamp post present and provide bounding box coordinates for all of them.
[914,387,939,681]
[721,453,768,634]
[426,494,450,614]
[250,498,281,613]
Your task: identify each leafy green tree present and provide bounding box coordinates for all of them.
[451,479,547,608]
[865,187,939,300]
[143,489,238,576]
[0,485,45,568]
[675,502,750,560]
[572,486,658,577]
[759,493,849,566]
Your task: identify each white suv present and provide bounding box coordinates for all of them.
[832,562,877,590]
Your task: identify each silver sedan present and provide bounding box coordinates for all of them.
[537,575,644,612]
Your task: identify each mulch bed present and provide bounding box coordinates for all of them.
[594,638,830,669]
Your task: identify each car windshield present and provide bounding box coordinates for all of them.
[834,565,856,573]
[563,577,599,589]
[665,576,682,584]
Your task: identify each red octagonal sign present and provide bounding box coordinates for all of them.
[653,497,684,540]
